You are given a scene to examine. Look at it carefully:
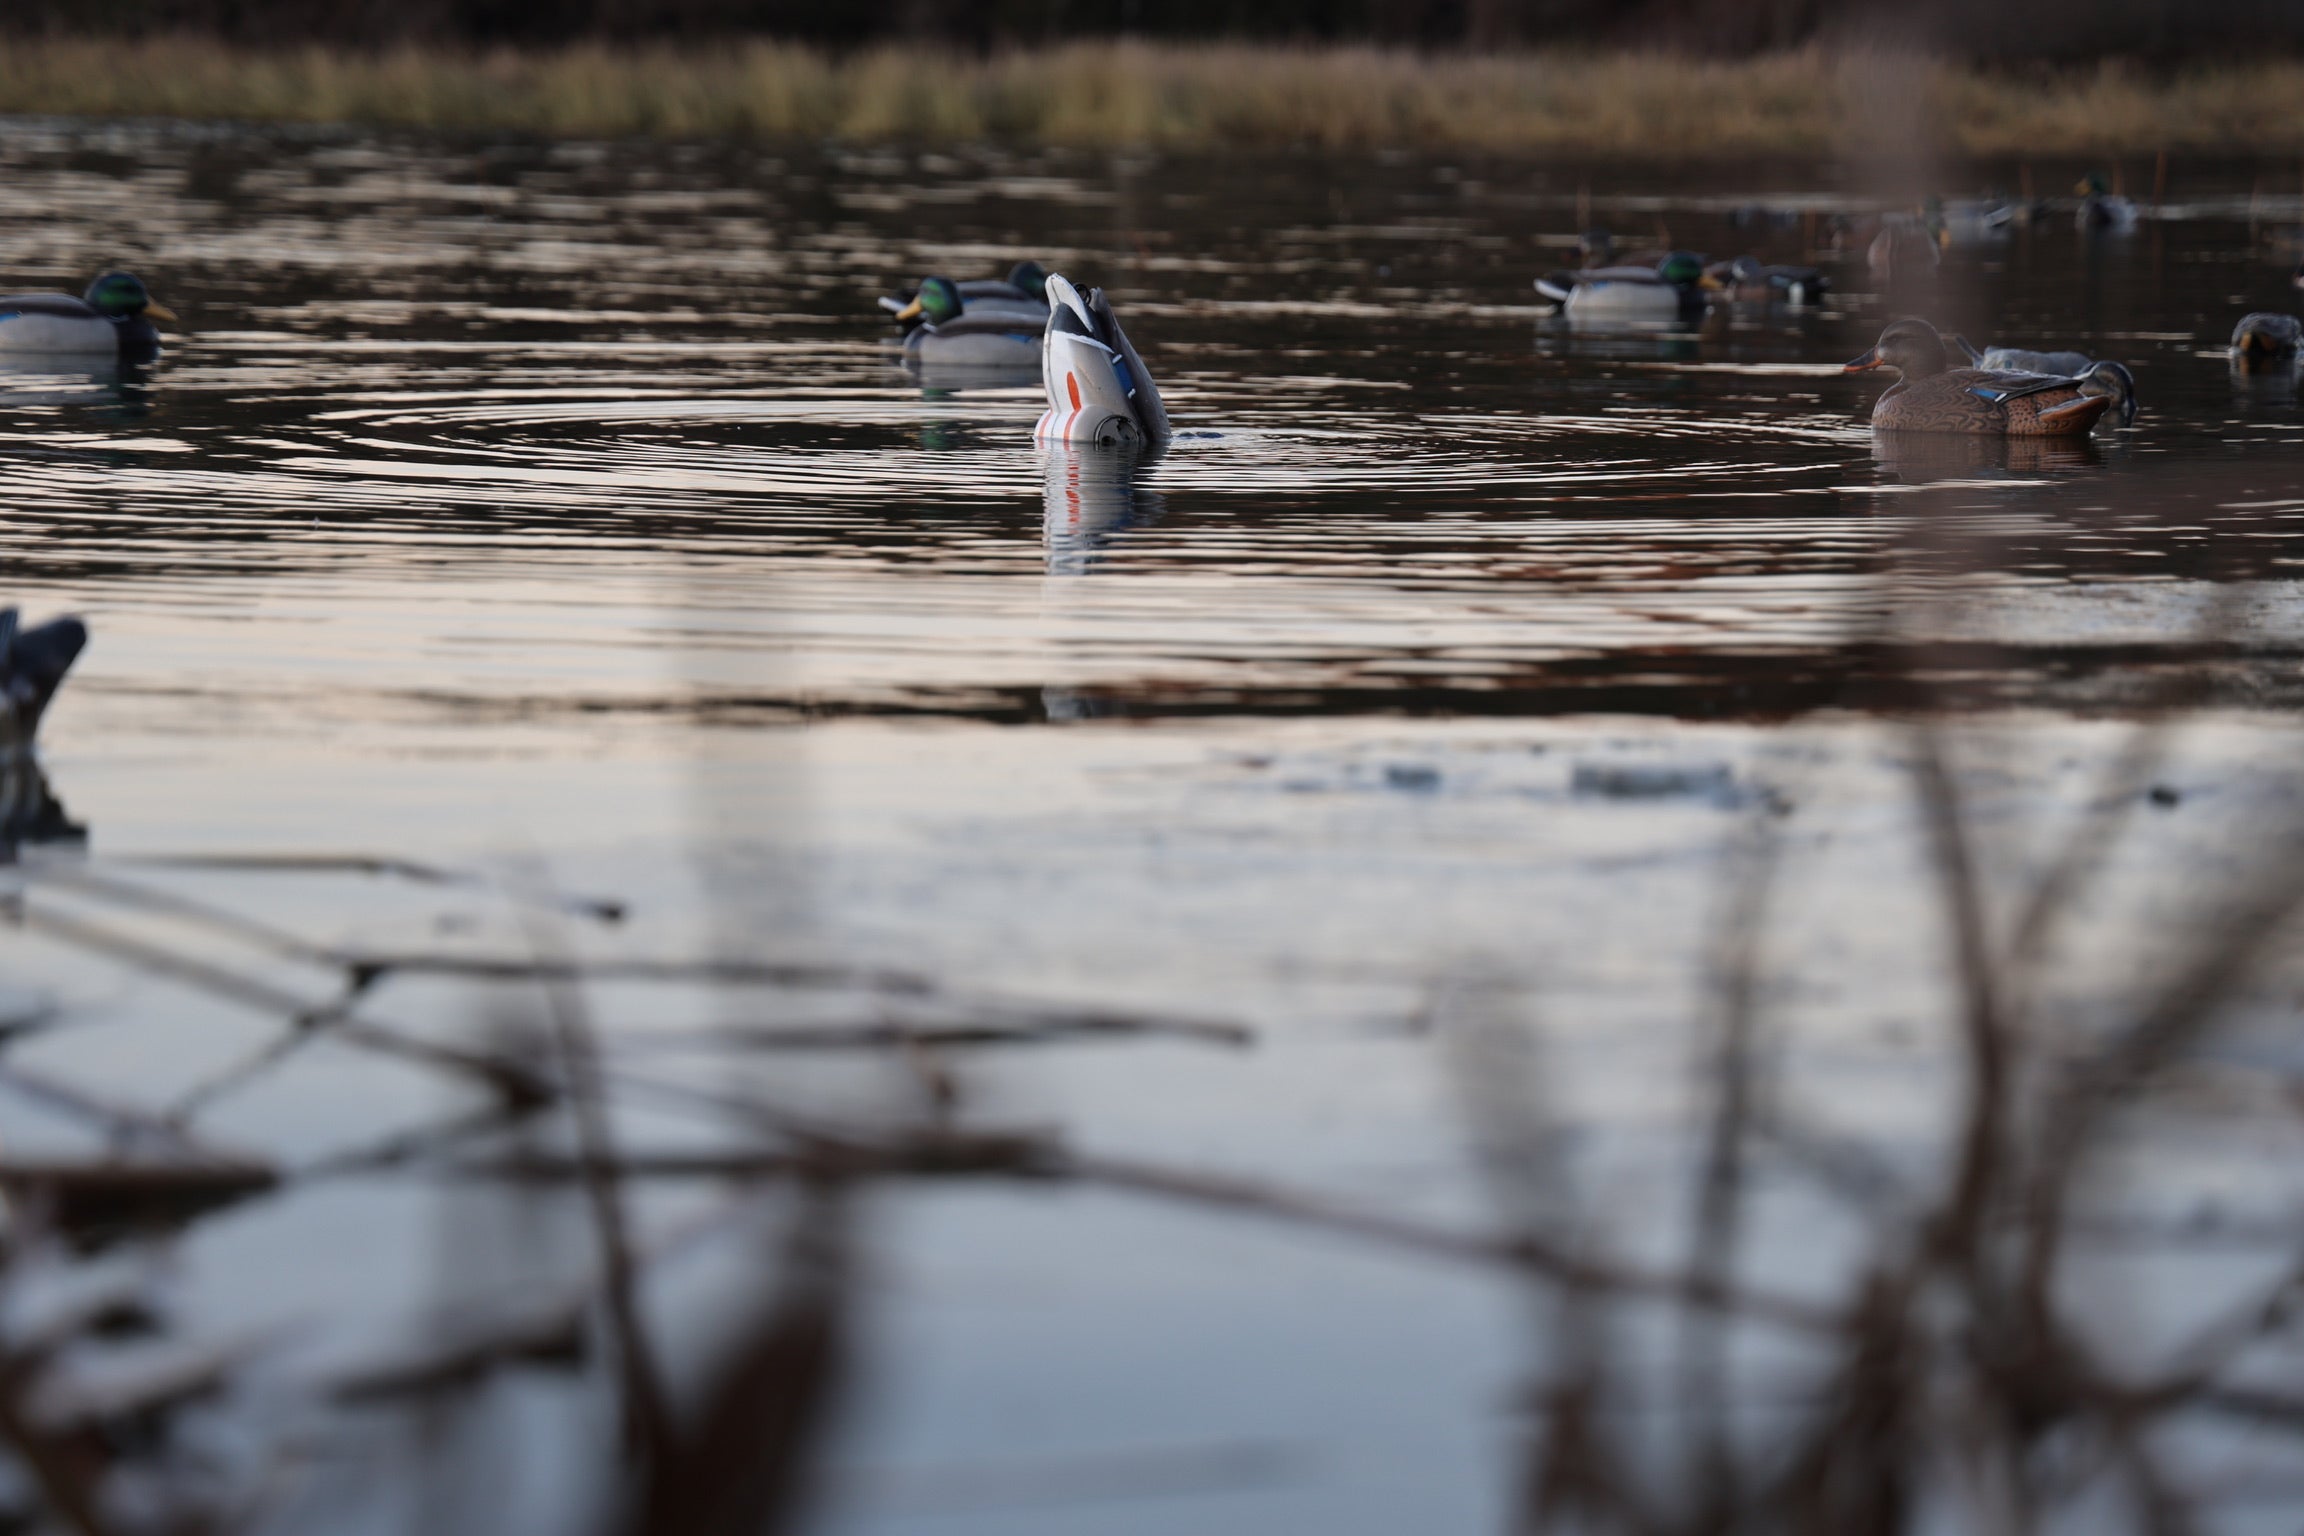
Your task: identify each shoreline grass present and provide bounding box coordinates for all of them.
[2,38,2303,155]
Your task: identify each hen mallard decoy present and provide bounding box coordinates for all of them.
[1702,256,1829,306]
[0,272,175,363]
[1844,319,2115,436]
[1950,335,2138,425]
[1534,251,1710,324]
[889,275,1045,368]
[2076,174,2140,233]
[1035,274,1169,448]
[2229,311,2303,368]
[1,609,87,748]
[1866,217,1941,285]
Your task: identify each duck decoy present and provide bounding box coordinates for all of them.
[1036,273,1169,448]
[1867,218,1940,283]
[1950,336,2139,424]
[882,262,1049,329]
[1,609,87,747]
[2076,173,2140,233]
[889,276,1045,369]
[1703,255,1829,306]
[1534,251,1710,324]
[1844,318,2115,436]
[0,272,176,364]
[2229,311,2303,368]
[1929,194,2015,246]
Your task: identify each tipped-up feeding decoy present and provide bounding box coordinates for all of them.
[1,610,87,746]
[1534,251,1710,324]
[2076,173,2140,233]
[1845,318,2116,436]
[0,272,176,364]
[888,275,1045,368]
[1035,274,1169,448]
[2229,312,2303,368]
[1950,335,2138,425]
[882,262,1049,329]
[1703,256,1829,306]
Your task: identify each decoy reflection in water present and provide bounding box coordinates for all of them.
[1845,319,2116,436]
[1533,250,1711,326]
[0,272,176,364]
[1950,335,2140,425]
[1871,430,2099,485]
[1042,442,1166,580]
[1035,274,1171,448]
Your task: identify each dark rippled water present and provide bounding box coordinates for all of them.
[9,123,2304,1535]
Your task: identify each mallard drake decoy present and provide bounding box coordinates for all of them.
[2229,312,2303,368]
[890,275,1044,369]
[1534,251,1709,324]
[1036,273,1169,448]
[2076,174,2140,233]
[1844,318,2115,436]
[0,272,175,363]
[882,262,1049,330]
[1702,256,1828,306]
[1,609,87,747]
[1950,335,2138,425]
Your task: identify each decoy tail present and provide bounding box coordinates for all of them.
[1951,333,1987,366]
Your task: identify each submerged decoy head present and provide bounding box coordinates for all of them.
[2230,311,2304,364]
[1845,318,1951,380]
[84,271,175,326]
[1005,260,1049,301]
[2079,359,2139,426]
[893,275,964,329]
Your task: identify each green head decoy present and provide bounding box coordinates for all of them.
[1005,261,1048,301]
[893,275,964,329]
[84,271,174,324]
[1845,317,1950,380]
[1656,251,1705,288]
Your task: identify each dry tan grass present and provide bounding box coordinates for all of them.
[0,38,2300,155]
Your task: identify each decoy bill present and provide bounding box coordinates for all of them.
[1845,318,2117,436]
[1035,273,1170,448]
[0,272,176,363]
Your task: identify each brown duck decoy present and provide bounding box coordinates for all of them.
[1844,319,2114,436]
